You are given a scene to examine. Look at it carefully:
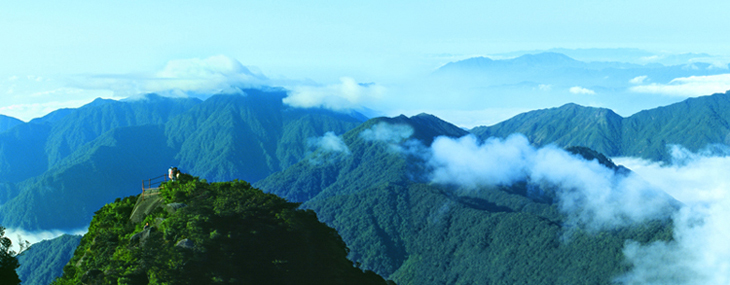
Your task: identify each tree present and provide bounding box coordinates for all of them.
[0,226,22,285]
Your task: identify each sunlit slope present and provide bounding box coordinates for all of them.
[472,90,730,161]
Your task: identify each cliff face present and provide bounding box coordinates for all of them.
[53,175,390,285]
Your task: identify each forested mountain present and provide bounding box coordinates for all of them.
[0,89,365,230]
[53,177,389,284]
[256,114,674,284]
[0,115,22,134]
[17,234,81,285]
[472,90,730,161]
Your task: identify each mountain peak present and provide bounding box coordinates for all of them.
[511,52,579,65]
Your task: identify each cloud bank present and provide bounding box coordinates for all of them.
[426,134,730,284]
[630,74,730,97]
[613,150,730,284]
[74,55,268,100]
[427,134,676,231]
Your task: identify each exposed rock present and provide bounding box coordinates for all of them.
[129,227,154,245]
[164,203,187,215]
[175,238,195,249]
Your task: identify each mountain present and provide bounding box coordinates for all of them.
[16,234,82,285]
[255,113,469,203]
[472,90,730,161]
[52,177,390,284]
[256,114,673,284]
[0,89,366,230]
[0,115,23,134]
[432,52,728,116]
[166,89,365,182]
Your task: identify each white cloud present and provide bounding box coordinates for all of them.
[427,133,676,232]
[145,55,267,96]
[4,227,87,252]
[612,150,730,284]
[284,77,384,111]
[71,55,268,99]
[630,75,648,84]
[308,132,350,155]
[569,86,596,95]
[630,74,730,97]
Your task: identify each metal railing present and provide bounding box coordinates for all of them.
[141,174,168,199]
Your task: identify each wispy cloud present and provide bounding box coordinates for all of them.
[569,86,596,95]
[630,74,730,97]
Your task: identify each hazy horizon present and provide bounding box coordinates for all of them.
[3,1,730,127]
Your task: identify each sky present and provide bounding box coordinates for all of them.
[3,1,730,126]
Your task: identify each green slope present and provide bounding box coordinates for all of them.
[167,89,364,183]
[0,115,22,134]
[0,89,365,230]
[0,125,176,230]
[472,91,730,161]
[53,177,390,284]
[256,114,673,284]
[16,234,82,285]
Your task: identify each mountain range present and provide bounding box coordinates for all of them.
[0,89,365,230]
[2,84,730,283]
[472,90,730,161]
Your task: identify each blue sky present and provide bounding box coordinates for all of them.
[2,1,730,126]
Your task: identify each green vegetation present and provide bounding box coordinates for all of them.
[472,91,730,161]
[17,234,81,285]
[257,114,674,284]
[53,175,390,284]
[0,90,364,230]
[0,226,23,285]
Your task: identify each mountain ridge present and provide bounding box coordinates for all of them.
[472,90,730,161]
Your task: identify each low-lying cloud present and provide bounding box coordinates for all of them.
[613,150,730,284]
[4,227,87,252]
[427,134,676,231]
[308,131,350,155]
[630,73,730,97]
[284,77,384,111]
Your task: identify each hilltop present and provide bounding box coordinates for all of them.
[53,175,390,284]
